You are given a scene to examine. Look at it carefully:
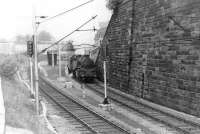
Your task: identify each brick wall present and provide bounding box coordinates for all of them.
[97,0,200,116]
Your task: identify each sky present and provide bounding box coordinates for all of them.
[0,0,112,44]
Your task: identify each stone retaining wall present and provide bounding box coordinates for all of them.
[97,0,200,116]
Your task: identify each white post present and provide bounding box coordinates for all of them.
[104,60,107,99]
[29,58,34,97]
[102,60,109,105]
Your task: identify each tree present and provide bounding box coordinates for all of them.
[24,34,32,42]
[0,55,19,79]
[15,34,32,44]
[106,0,121,10]
[38,30,55,42]
[15,35,25,43]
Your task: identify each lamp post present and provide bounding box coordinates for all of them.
[34,15,47,115]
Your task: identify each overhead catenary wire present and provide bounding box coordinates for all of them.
[76,26,97,32]
[73,46,98,50]
[74,44,98,47]
[60,43,98,50]
[39,15,97,54]
[39,0,94,24]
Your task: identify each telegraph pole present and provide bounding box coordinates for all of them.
[34,19,40,115]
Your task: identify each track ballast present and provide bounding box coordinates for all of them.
[39,76,131,134]
[86,82,200,134]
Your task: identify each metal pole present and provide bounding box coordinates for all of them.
[29,57,34,97]
[34,18,39,115]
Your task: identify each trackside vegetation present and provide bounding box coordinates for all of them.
[0,54,54,134]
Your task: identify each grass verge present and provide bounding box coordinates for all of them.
[2,77,54,134]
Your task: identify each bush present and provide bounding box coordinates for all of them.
[0,54,28,79]
[0,55,19,79]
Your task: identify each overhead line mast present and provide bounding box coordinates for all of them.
[32,0,95,115]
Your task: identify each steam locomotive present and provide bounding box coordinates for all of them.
[67,55,96,81]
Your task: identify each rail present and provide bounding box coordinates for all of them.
[86,82,200,134]
[39,76,131,134]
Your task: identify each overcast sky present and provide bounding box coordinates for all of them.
[0,0,112,44]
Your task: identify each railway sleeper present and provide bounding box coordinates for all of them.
[87,124,111,129]
[61,104,79,108]
[82,119,106,124]
[72,111,91,115]
[65,106,82,109]
[78,117,101,121]
[78,115,97,119]
[97,129,125,134]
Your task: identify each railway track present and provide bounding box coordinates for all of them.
[39,76,131,134]
[85,82,200,134]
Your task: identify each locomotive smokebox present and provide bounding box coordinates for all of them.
[67,54,96,81]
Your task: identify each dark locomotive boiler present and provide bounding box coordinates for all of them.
[67,54,96,81]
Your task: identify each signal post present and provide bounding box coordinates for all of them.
[27,40,34,97]
[98,42,112,111]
